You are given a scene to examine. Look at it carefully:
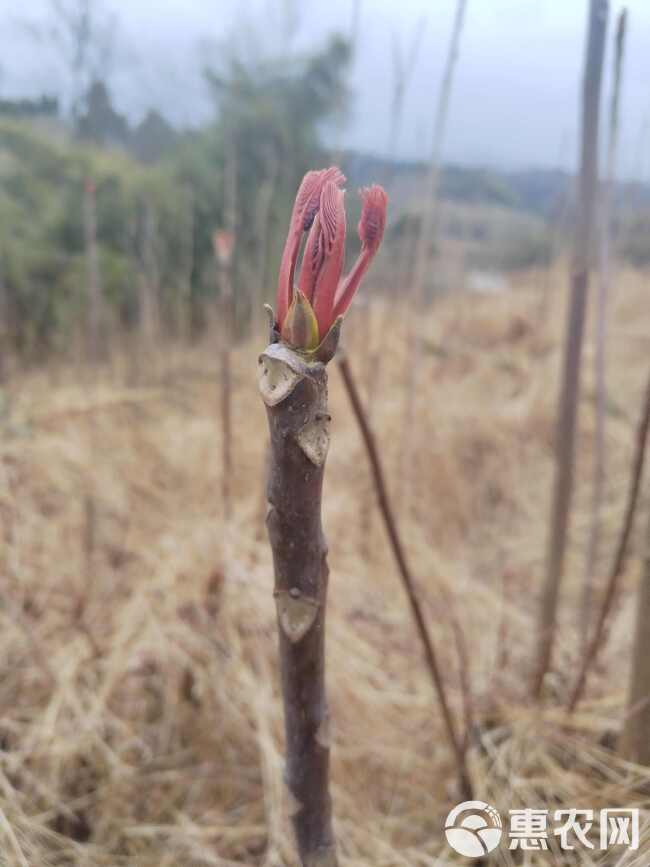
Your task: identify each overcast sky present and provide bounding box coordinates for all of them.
[1,0,649,179]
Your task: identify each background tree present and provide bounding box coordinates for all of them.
[131,110,178,164]
[185,34,352,327]
[23,0,119,125]
[76,80,129,147]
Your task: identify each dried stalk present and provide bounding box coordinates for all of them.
[338,352,473,802]
[254,150,279,338]
[620,507,650,766]
[218,268,233,521]
[218,130,238,520]
[139,202,161,349]
[399,0,467,504]
[532,0,609,700]
[492,566,514,696]
[180,186,195,342]
[410,0,467,308]
[581,8,628,653]
[535,133,573,334]
[83,179,105,362]
[360,21,425,552]
[349,0,361,49]
[386,19,426,189]
[0,253,8,384]
[258,342,337,867]
[568,370,650,712]
[360,306,377,563]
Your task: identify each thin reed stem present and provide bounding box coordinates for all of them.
[399,0,467,505]
[338,352,473,801]
[568,370,650,712]
[581,8,628,652]
[533,0,609,699]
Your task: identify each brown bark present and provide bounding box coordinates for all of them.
[620,509,650,766]
[258,342,337,867]
[532,0,609,700]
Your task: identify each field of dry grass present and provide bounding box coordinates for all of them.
[1,264,649,865]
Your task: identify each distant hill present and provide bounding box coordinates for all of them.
[341,151,650,219]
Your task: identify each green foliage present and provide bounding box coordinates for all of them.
[344,153,575,221]
[466,216,553,272]
[76,81,130,147]
[440,166,520,209]
[0,96,59,120]
[74,80,178,163]
[0,120,187,353]
[0,34,352,357]
[131,111,179,164]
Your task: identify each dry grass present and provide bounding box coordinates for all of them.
[1,264,649,866]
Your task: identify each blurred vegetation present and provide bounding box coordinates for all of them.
[464,217,553,272]
[618,211,650,267]
[0,119,190,356]
[388,202,552,275]
[1,23,649,361]
[0,34,350,359]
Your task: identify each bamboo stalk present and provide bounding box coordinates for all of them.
[532,0,609,700]
[258,343,337,866]
[568,370,650,712]
[338,352,473,802]
[581,7,628,653]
